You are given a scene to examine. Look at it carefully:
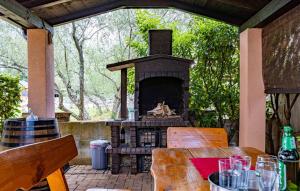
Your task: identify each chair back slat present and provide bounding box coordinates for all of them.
[167,127,228,148]
[0,135,77,191]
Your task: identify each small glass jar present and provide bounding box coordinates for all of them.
[128,108,135,121]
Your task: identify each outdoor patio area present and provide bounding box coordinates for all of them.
[0,0,300,191]
[65,166,152,191]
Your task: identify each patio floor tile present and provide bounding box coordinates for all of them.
[65,165,153,191]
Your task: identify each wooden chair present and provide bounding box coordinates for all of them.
[0,135,129,191]
[167,127,228,148]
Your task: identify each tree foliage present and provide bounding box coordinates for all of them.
[0,10,239,124]
[128,10,239,127]
[190,18,239,127]
[0,74,21,132]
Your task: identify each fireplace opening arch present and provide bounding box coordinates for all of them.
[138,77,184,116]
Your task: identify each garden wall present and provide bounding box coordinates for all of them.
[59,121,111,165]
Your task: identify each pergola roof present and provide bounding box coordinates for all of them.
[0,0,299,34]
[17,0,270,26]
[107,54,193,71]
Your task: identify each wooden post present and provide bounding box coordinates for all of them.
[120,69,127,119]
[27,29,55,118]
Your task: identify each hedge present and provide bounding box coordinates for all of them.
[0,73,22,132]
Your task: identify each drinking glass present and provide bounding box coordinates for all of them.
[218,159,233,189]
[256,161,277,191]
[257,155,278,167]
[231,159,243,189]
[256,155,279,191]
[230,155,251,189]
[247,170,259,190]
[128,108,135,121]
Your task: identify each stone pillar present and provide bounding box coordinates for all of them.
[239,28,266,152]
[27,29,55,118]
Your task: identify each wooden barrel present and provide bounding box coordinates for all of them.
[1,118,60,191]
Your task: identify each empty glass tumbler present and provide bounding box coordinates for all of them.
[230,155,252,189]
[219,159,233,189]
[256,155,279,191]
[256,161,277,191]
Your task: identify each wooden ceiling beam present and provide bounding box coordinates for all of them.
[48,0,125,25]
[20,0,71,9]
[170,0,242,25]
[0,0,53,34]
[48,0,243,26]
[239,0,300,32]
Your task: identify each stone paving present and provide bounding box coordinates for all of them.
[65,165,153,191]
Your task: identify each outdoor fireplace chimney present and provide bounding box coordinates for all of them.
[106,29,193,174]
[149,30,172,55]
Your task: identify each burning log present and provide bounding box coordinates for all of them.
[147,102,176,117]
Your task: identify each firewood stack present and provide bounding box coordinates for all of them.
[147,102,176,117]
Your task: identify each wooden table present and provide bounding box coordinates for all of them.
[151,147,264,191]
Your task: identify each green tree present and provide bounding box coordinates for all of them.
[0,74,22,132]
[190,18,239,127]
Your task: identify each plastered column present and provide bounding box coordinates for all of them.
[239,28,265,152]
[27,29,55,118]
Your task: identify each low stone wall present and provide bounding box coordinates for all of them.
[59,121,111,165]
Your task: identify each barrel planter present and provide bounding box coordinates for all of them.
[1,118,60,191]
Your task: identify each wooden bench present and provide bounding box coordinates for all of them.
[0,135,129,191]
[167,127,228,148]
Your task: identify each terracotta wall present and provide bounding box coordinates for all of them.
[59,121,111,165]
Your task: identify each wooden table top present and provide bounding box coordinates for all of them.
[151,147,264,191]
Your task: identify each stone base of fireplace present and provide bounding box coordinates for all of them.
[141,115,183,122]
[106,120,189,127]
[106,120,190,174]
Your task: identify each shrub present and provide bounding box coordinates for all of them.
[0,73,22,133]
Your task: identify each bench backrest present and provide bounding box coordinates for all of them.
[167,127,228,148]
[0,135,78,191]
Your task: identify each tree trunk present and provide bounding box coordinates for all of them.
[111,88,121,119]
[72,22,86,120]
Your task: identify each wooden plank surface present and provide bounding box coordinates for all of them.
[167,127,228,148]
[151,147,264,191]
[86,189,131,191]
[239,0,298,32]
[0,135,77,191]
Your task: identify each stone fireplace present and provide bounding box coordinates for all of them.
[106,29,193,174]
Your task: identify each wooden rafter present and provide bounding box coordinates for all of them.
[240,0,300,32]
[0,0,53,34]
[20,0,72,9]
[47,0,243,26]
